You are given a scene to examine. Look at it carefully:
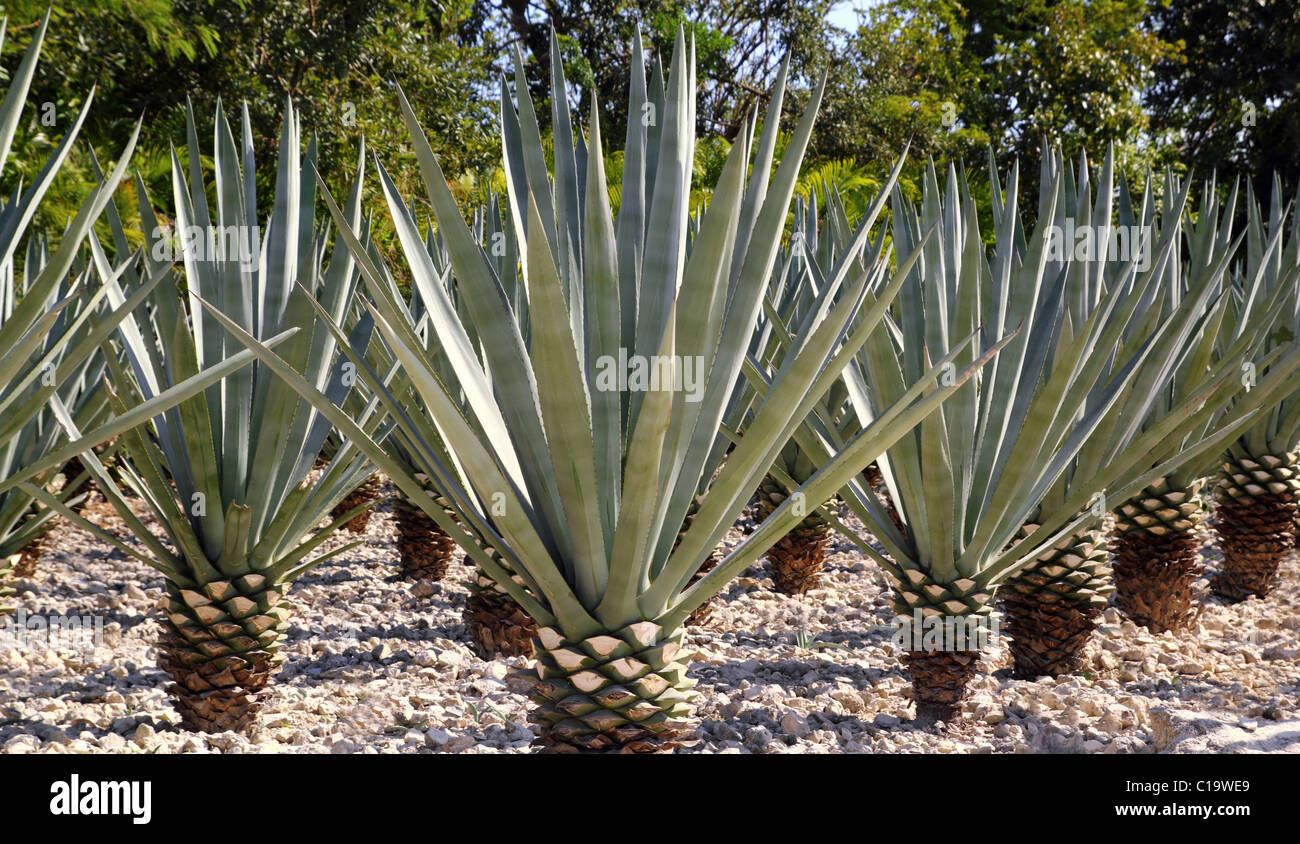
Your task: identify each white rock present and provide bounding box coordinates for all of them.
[98,733,127,751]
[3,736,34,753]
[780,712,809,738]
[132,723,155,747]
[830,690,864,713]
[1152,708,1300,753]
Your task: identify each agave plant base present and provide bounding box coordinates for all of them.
[160,578,291,733]
[334,474,384,535]
[1112,479,1205,633]
[906,649,981,725]
[1112,535,1201,633]
[1002,526,1112,678]
[766,518,831,595]
[160,632,276,733]
[1002,595,1104,679]
[892,575,994,724]
[393,496,455,581]
[1213,453,1300,601]
[464,571,536,659]
[514,622,697,753]
[755,476,832,595]
[1214,493,1296,600]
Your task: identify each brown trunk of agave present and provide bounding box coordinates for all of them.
[464,538,536,659]
[891,562,995,725]
[863,460,905,534]
[1213,452,1300,601]
[1112,477,1205,633]
[392,492,455,581]
[520,621,696,753]
[333,473,384,534]
[159,576,291,733]
[1001,524,1112,679]
[906,649,982,724]
[754,474,831,595]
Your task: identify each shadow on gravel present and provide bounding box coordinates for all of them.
[40,663,170,701]
[689,651,907,692]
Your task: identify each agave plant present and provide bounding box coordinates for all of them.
[207,30,999,752]
[1211,177,1300,601]
[768,153,1300,718]
[340,191,537,651]
[33,101,383,734]
[996,151,1300,674]
[742,195,848,596]
[0,13,152,610]
[1109,172,1300,630]
[3,235,115,579]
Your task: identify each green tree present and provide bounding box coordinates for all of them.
[790,1,985,178]
[2,0,499,227]
[1147,0,1300,199]
[958,0,1173,182]
[481,0,828,138]
[0,1,217,229]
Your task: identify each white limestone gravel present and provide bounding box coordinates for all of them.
[1,485,1298,754]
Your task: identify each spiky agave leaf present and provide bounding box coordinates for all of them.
[206,29,1000,752]
[737,190,878,595]
[336,198,533,638]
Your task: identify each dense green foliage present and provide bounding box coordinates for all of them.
[1147,0,1300,200]
[0,0,1293,231]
